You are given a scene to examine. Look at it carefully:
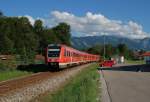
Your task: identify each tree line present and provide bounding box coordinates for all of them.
[0,12,71,64]
[83,43,136,60]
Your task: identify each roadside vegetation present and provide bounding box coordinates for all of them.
[0,70,32,82]
[0,55,45,82]
[125,60,145,65]
[40,64,100,102]
[0,58,32,82]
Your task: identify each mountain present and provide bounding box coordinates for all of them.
[71,36,150,50]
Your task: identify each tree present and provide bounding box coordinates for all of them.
[0,35,14,54]
[52,23,71,46]
[0,16,39,63]
[34,19,47,54]
[116,43,134,59]
[105,44,113,58]
[117,44,128,55]
[34,20,43,33]
[0,13,72,64]
[87,44,102,54]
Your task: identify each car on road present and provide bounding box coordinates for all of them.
[99,60,115,67]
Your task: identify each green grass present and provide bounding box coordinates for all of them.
[41,64,100,102]
[34,60,45,64]
[125,60,145,64]
[0,70,32,82]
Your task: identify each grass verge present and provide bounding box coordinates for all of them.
[125,60,145,64]
[0,70,32,82]
[41,64,100,102]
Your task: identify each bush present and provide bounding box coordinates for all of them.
[0,61,7,72]
[0,56,17,72]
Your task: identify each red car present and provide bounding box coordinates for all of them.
[100,60,115,67]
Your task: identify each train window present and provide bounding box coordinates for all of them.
[66,51,67,57]
[70,52,72,57]
[75,53,77,57]
[64,49,67,56]
[73,52,75,57]
[71,52,73,57]
[67,51,68,56]
[66,50,67,56]
[74,53,76,57]
[68,51,70,57]
[67,51,69,57]
[48,46,61,57]
[77,53,79,57]
[65,50,71,57]
[76,53,78,57]
[69,51,70,56]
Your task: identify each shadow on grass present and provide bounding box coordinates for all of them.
[98,64,150,72]
[17,64,54,73]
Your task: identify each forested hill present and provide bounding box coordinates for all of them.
[0,14,71,63]
[71,36,150,50]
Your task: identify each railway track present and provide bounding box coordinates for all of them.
[0,63,93,102]
[0,72,55,96]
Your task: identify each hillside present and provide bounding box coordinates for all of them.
[71,36,150,50]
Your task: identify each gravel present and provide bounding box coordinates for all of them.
[0,64,91,102]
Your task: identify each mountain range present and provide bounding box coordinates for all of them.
[71,35,150,50]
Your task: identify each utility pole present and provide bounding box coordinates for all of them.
[103,34,105,61]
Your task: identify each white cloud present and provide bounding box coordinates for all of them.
[24,15,35,25]
[22,11,150,39]
[46,11,149,39]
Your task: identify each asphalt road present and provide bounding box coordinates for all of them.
[101,64,150,102]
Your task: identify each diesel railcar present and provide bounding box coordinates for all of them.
[45,44,99,69]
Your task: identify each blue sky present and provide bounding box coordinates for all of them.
[0,0,150,39]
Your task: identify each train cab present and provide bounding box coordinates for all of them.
[46,44,61,68]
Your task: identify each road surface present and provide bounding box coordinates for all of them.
[100,64,150,102]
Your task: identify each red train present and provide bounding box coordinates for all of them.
[45,44,100,69]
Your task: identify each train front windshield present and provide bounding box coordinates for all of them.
[48,46,61,57]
